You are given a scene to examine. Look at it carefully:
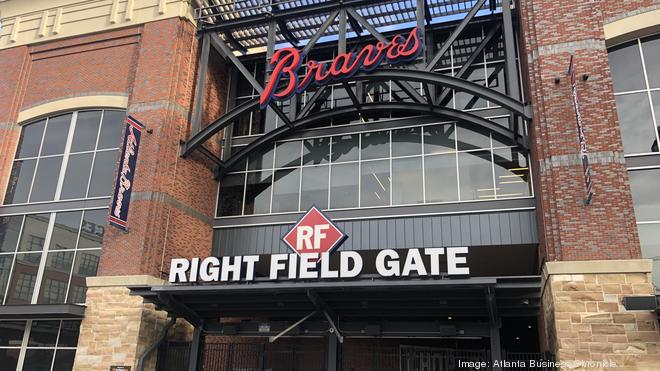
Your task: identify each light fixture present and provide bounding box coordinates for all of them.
[528,325,532,329]
[516,337,520,340]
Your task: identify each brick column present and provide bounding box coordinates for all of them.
[73,276,169,371]
[519,1,641,262]
[98,17,228,277]
[541,260,660,368]
[0,46,30,202]
[518,1,657,367]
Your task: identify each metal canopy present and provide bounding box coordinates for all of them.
[195,0,500,52]
[0,304,86,319]
[185,0,529,179]
[130,276,541,326]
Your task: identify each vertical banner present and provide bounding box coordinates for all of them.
[568,56,594,205]
[108,115,144,230]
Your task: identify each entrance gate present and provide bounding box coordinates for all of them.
[157,342,555,371]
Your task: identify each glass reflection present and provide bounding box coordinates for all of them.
[331,135,359,162]
[38,251,74,304]
[361,131,390,160]
[392,127,422,157]
[615,94,657,154]
[18,214,50,252]
[494,148,531,198]
[425,154,459,202]
[218,173,245,217]
[360,160,390,207]
[608,41,646,93]
[67,250,100,304]
[0,215,23,253]
[49,212,82,251]
[302,138,330,165]
[272,168,300,213]
[97,110,125,150]
[629,169,660,222]
[301,166,329,210]
[275,141,301,168]
[40,114,71,156]
[244,171,273,214]
[459,151,494,201]
[60,153,93,200]
[16,120,45,159]
[22,349,55,371]
[77,210,106,249]
[424,124,456,154]
[71,111,102,153]
[29,156,63,202]
[330,163,359,209]
[88,150,117,197]
[6,253,42,304]
[638,224,660,288]
[392,157,423,205]
[4,159,37,204]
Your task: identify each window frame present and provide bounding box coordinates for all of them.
[4,110,123,207]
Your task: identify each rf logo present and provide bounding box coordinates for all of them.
[282,206,347,261]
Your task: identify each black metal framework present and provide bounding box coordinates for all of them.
[183,0,530,180]
[131,275,541,371]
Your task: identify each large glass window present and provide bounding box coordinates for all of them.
[0,209,104,305]
[0,320,79,371]
[1,109,119,371]
[628,168,660,288]
[217,122,532,216]
[4,110,123,205]
[608,37,660,155]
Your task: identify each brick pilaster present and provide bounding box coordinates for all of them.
[519,0,641,261]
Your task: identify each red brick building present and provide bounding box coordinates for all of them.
[0,0,658,370]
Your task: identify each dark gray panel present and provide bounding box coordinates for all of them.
[470,214,481,246]
[460,215,471,246]
[422,217,433,247]
[213,210,539,255]
[489,213,501,245]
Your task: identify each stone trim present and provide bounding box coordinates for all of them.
[132,191,213,225]
[17,94,129,123]
[604,7,660,47]
[128,100,191,119]
[527,39,605,62]
[0,0,195,50]
[87,274,165,287]
[543,259,653,277]
[538,151,625,173]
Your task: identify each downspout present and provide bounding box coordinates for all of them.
[137,317,177,371]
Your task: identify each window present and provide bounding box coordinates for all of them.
[217,122,532,216]
[608,36,660,155]
[0,209,105,306]
[0,320,79,371]
[609,36,660,290]
[628,168,660,289]
[4,110,123,205]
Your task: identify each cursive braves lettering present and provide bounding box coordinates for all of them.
[260,27,423,108]
[113,126,137,218]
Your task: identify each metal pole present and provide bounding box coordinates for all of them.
[188,325,203,371]
[327,332,339,371]
[501,0,521,135]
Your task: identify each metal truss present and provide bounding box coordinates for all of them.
[184,0,529,178]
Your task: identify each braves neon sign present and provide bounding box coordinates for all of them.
[260,27,424,108]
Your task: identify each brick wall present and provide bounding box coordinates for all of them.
[98,17,227,277]
[519,0,642,262]
[0,17,228,277]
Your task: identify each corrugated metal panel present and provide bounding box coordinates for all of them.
[213,210,539,256]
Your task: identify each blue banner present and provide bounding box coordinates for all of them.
[109,115,144,230]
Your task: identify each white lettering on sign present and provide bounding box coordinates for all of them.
[296,224,330,251]
[169,248,470,283]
